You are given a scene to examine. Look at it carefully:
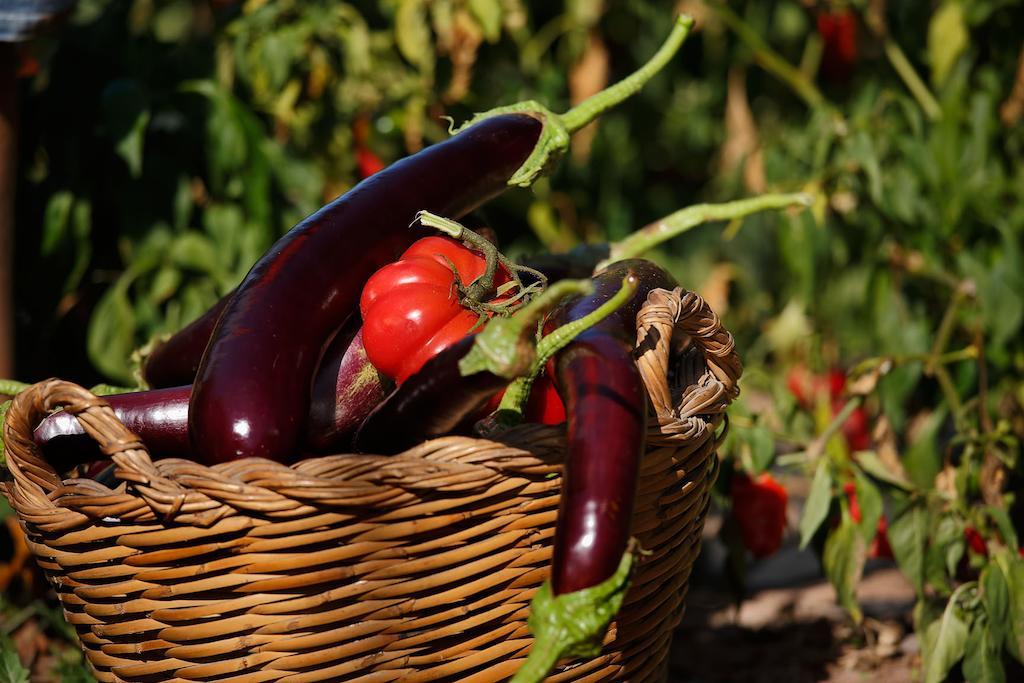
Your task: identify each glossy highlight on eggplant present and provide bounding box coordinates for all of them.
[35,327,386,465]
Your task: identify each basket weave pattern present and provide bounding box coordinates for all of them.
[2,288,741,683]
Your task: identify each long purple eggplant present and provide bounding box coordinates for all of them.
[141,296,230,388]
[549,259,675,596]
[353,336,500,455]
[190,115,542,464]
[189,18,693,465]
[35,323,386,463]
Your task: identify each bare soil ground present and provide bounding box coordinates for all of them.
[667,508,921,683]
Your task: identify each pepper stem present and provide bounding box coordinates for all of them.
[560,15,694,133]
[493,274,638,427]
[0,379,28,396]
[599,192,812,271]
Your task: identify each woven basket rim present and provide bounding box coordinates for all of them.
[2,286,741,529]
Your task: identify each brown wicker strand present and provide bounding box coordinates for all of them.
[2,287,741,682]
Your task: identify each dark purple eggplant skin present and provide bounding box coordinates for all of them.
[306,325,389,452]
[141,296,230,388]
[34,385,191,466]
[353,335,507,455]
[35,327,387,463]
[549,258,676,596]
[191,114,542,465]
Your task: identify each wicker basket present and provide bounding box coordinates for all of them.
[1,287,741,683]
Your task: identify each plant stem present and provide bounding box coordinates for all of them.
[601,192,811,269]
[559,15,694,133]
[883,39,942,121]
[458,279,592,378]
[806,395,864,461]
[495,274,638,422]
[710,2,828,111]
[0,378,28,396]
[850,346,978,378]
[926,282,973,376]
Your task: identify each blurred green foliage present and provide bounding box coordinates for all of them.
[10,0,1024,680]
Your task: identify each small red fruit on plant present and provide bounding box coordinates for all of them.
[787,365,871,451]
[843,481,861,522]
[731,472,789,558]
[869,516,894,559]
[965,527,988,556]
[817,9,858,84]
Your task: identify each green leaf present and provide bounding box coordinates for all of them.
[927,513,962,596]
[396,0,434,76]
[100,79,150,178]
[153,0,193,43]
[983,564,1011,651]
[88,384,139,397]
[799,459,833,550]
[823,505,865,623]
[995,550,1024,663]
[87,284,137,385]
[928,1,969,88]
[963,616,1006,683]
[170,233,221,276]
[147,265,182,305]
[172,176,193,232]
[855,450,914,491]
[924,586,970,683]
[468,0,502,42]
[853,471,883,545]
[890,503,927,597]
[746,425,775,474]
[904,410,945,491]
[985,507,1020,551]
[41,191,74,256]
[0,638,29,683]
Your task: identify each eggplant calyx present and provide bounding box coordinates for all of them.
[451,14,694,188]
[510,550,635,683]
[457,279,592,379]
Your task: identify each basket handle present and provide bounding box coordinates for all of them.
[634,287,743,419]
[3,379,160,499]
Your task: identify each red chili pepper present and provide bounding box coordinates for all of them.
[731,472,788,559]
[787,365,871,451]
[843,481,861,523]
[359,235,512,385]
[869,516,894,559]
[841,404,871,451]
[965,527,988,556]
[356,147,386,178]
[817,9,858,84]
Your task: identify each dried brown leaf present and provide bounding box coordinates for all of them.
[569,31,609,163]
[721,67,766,194]
[1000,44,1024,126]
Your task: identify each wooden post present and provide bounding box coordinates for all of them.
[0,44,15,377]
